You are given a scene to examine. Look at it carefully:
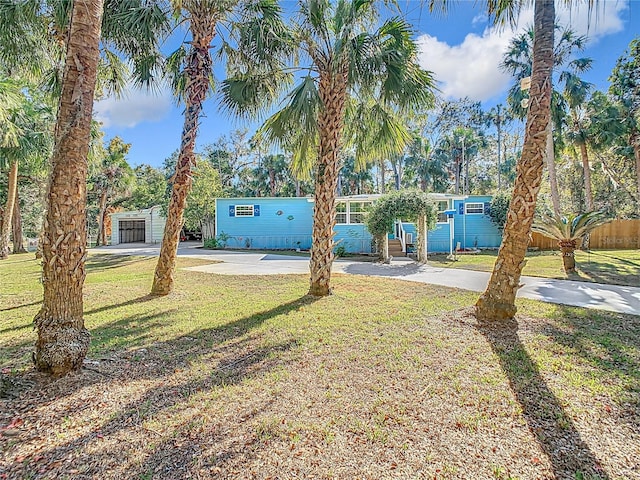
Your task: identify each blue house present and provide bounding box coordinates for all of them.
[214,194,502,254]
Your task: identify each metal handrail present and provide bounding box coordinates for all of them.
[395,221,406,253]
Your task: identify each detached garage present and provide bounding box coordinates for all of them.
[110,207,166,245]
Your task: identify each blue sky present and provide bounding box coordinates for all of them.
[94,1,639,168]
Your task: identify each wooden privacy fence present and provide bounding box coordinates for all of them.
[530,219,640,250]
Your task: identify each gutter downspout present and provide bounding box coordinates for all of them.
[149,206,158,244]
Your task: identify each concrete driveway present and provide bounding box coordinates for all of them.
[94,243,640,316]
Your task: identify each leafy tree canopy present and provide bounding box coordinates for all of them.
[366,190,435,237]
[488,191,511,231]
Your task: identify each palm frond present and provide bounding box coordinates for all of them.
[165,45,188,103]
[96,49,130,99]
[346,101,411,169]
[532,211,611,242]
[219,70,292,119]
[102,0,171,88]
[258,76,320,178]
[258,75,320,143]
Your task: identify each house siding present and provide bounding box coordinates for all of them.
[214,195,501,254]
[335,224,373,253]
[452,196,501,250]
[216,198,314,250]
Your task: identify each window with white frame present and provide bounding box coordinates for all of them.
[336,202,347,224]
[349,201,370,224]
[335,201,371,224]
[235,205,254,217]
[465,202,484,214]
[436,200,449,223]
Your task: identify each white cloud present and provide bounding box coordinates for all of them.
[471,13,488,26]
[556,2,627,41]
[416,1,628,102]
[94,85,172,128]
[417,31,513,101]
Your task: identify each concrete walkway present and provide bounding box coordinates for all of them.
[94,243,640,316]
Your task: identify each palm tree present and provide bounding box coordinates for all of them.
[32,0,169,376]
[532,211,610,272]
[151,0,289,295]
[0,77,24,259]
[32,0,104,376]
[0,82,53,259]
[228,0,436,296]
[404,134,449,193]
[501,24,592,215]
[433,127,484,195]
[609,37,640,213]
[485,104,512,191]
[475,0,556,321]
[151,0,233,295]
[90,136,134,246]
[562,68,594,210]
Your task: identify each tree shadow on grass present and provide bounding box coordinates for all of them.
[576,251,640,286]
[4,336,296,479]
[2,296,318,477]
[586,250,640,268]
[85,254,149,272]
[0,321,33,335]
[542,305,640,430]
[478,318,610,480]
[0,300,41,313]
[342,260,426,278]
[84,295,156,316]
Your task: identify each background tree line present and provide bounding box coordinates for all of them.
[3,31,640,249]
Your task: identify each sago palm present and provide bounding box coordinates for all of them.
[225,0,436,296]
[532,211,610,272]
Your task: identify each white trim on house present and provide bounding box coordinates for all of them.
[465,202,484,215]
[235,205,255,217]
[336,199,373,225]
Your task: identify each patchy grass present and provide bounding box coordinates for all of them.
[1,252,638,479]
[427,249,640,287]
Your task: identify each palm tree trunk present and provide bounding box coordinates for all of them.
[309,71,347,297]
[476,0,554,322]
[0,159,18,259]
[12,189,27,254]
[546,122,561,215]
[34,0,103,376]
[631,129,640,214]
[580,141,593,211]
[497,106,502,190]
[416,214,427,264]
[96,189,108,246]
[376,234,389,263]
[559,241,576,273]
[152,26,214,296]
[269,169,276,196]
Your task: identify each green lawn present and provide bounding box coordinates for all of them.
[427,249,640,286]
[1,253,638,479]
